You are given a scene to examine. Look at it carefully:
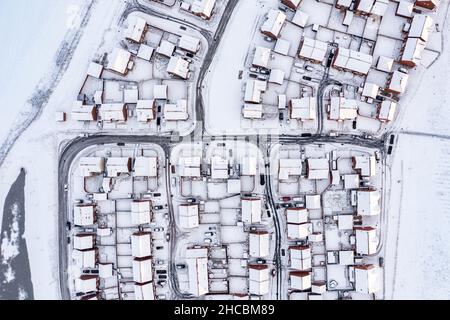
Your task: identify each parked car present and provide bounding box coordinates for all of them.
[176,264,186,269]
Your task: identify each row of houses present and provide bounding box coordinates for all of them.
[79,156,158,178]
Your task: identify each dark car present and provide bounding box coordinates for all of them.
[259,174,265,185]
[279,112,284,121]
[176,264,186,269]
[154,205,164,210]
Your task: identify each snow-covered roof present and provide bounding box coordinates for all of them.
[243,104,263,119]
[186,247,209,296]
[156,40,175,58]
[79,157,104,176]
[131,200,152,225]
[336,0,352,8]
[388,71,409,94]
[396,1,414,18]
[278,94,287,109]
[179,156,201,177]
[241,156,257,176]
[371,0,389,16]
[75,276,98,293]
[332,48,373,75]
[74,205,95,226]
[164,99,188,121]
[191,0,216,19]
[362,82,379,99]
[134,282,155,300]
[178,34,201,53]
[99,103,127,122]
[329,97,358,120]
[99,263,113,279]
[74,234,95,250]
[248,264,270,296]
[286,208,308,224]
[290,97,316,120]
[252,46,271,68]
[299,37,328,63]
[344,174,360,189]
[353,264,380,294]
[125,17,147,43]
[305,194,321,209]
[134,157,157,177]
[288,223,311,239]
[279,159,302,180]
[87,62,103,79]
[261,9,286,39]
[249,231,270,258]
[131,232,152,258]
[306,158,329,180]
[401,37,426,67]
[408,14,433,42]
[179,204,199,229]
[356,0,374,14]
[291,10,309,28]
[244,80,267,104]
[73,249,96,268]
[132,257,153,284]
[71,102,97,122]
[154,85,168,100]
[137,44,154,61]
[106,157,131,177]
[269,69,285,85]
[107,48,132,75]
[376,56,394,72]
[167,56,190,79]
[378,100,397,122]
[211,156,228,179]
[355,227,378,255]
[353,155,376,177]
[290,245,311,260]
[290,271,312,290]
[357,189,381,216]
[281,0,301,10]
[274,38,291,56]
[136,100,156,122]
[241,197,262,224]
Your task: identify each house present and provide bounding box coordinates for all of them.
[241,157,257,176]
[376,56,394,72]
[290,271,312,290]
[79,157,104,176]
[156,40,176,58]
[131,231,152,258]
[252,46,271,68]
[107,48,132,75]
[286,208,308,224]
[351,264,380,293]
[133,257,153,284]
[125,17,147,43]
[281,0,301,10]
[261,9,286,39]
[106,157,132,177]
[154,85,168,100]
[361,82,379,100]
[274,39,291,56]
[191,0,216,20]
[164,100,189,121]
[279,159,302,180]
[134,157,157,177]
[179,204,200,229]
[291,10,309,28]
[305,195,321,209]
[332,48,373,75]
[75,275,99,294]
[71,101,97,121]
[335,0,352,9]
[178,35,201,53]
[289,97,316,120]
[249,231,270,258]
[290,246,311,271]
[370,0,389,16]
[377,100,397,122]
[248,264,270,296]
[415,0,440,10]
[386,71,409,95]
[355,226,378,255]
[408,15,433,42]
[400,37,426,67]
[396,1,414,18]
[244,80,267,104]
[136,100,156,122]
[241,197,262,224]
[211,156,228,179]
[269,69,285,85]
[306,158,329,180]
[352,155,376,177]
[186,247,209,296]
[131,200,152,226]
[74,233,95,250]
[329,97,358,121]
[179,156,201,178]
[357,189,381,216]
[135,282,155,300]
[87,62,104,79]
[74,204,96,227]
[167,56,190,79]
[137,44,154,61]
[298,37,328,63]
[288,223,311,239]
[354,0,374,16]
[73,249,96,268]
[99,103,127,122]
[243,104,263,119]
[311,281,327,294]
